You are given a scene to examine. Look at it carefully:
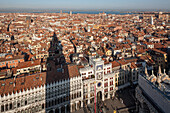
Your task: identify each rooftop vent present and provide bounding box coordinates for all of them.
[9,82,13,85]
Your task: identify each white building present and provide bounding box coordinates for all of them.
[79,57,116,105]
[136,66,170,113]
[0,73,46,113]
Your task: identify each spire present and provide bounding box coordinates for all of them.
[157,74,161,84]
[145,66,149,77]
[158,65,162,75]
[152,69,154,76]
[164,69,166,74]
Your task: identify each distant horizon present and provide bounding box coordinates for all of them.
[0,0,170,11]
[0,8,170,13]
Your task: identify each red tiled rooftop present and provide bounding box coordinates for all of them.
[0,72,46,97]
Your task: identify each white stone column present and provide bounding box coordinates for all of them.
[65,105,67,113]
[70,103,73,112]
[102,91,104,101]
[88,99,90,104]
[59,107,61,113]
[76,102,78,110]
[87,84,90,104]
[108,93,110,99]
[81,101,83,107]
[108,79,110,99]
[12,102,14,110]
[4,104,6,112]
[0,104,1,112]
[53,109,55,113]
[113,90,115,97]
[8,103,10,111]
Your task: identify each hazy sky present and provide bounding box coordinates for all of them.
[0,0,170,10]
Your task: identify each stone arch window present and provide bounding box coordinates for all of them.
[39,94,42,101]
[77,92,79,98]
[56,98,59,104]
[32,107,35,113]
[51,100,53,107]
[9,103,12,110]
[25,109,29,113]
[21,99,24,106]
[21,110,24,113]
[67,104,70,111]
[60,97,63,103]
[49,101,51,107]
[63,97,65,102]
[28,97,31,104]
[72,94,74,99]
[74,93,76,98]
[17,100,20,107]
[35,106,39,112]
[54,99,57,105]
[52,100,54,106]
[32,96,35,103]
[5,104,8,111]
[38,105,42,111]
[35,95,38,102]
[42,103,45,109]
[1,105,4,112]
[13,101,17,109]
[25,98,27,105]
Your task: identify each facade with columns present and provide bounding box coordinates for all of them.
[135,66,170,113]
[0,58,149,113]
[0,73,46,113]
[0,68,83,113]
[45,75,83,113]
[0,86,46,113]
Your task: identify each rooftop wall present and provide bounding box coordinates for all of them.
[138,75,170,113]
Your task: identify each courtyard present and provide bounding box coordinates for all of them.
[72,86,137,113]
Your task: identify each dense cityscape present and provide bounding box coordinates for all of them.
[0,10,169,113]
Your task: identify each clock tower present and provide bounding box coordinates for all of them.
[91,58,105,101]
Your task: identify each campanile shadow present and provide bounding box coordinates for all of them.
[45,32,71,113]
